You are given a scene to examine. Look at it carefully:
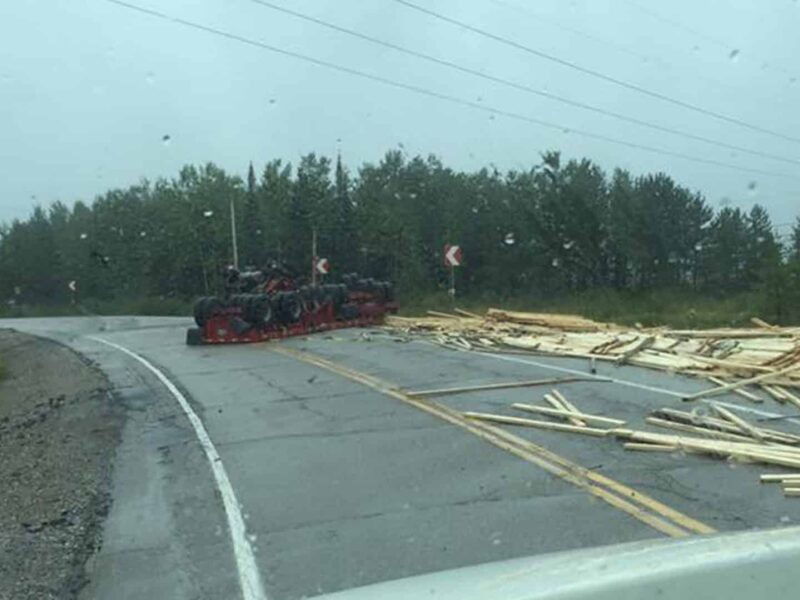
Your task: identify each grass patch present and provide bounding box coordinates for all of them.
[0,297,192,319]
[0,357,5,381]
[398,288,783,329]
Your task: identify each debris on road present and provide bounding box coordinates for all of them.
[463,387,800,498]
[387,309,800,406]
[405,375,605,398]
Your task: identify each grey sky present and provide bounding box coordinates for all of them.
[2,0,799,232]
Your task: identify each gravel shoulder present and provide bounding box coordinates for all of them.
[0,329,124,600]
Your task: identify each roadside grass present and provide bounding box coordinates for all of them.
[0,357,5,381]
[0,297,191,319]
[398,288,782,329]
[0,289,793,330]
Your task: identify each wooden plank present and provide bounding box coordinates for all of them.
[623,443,676,452]
[644,417,756,442]
[511,403,626,426]
[454,308,483,319]
[762,384,788,403]
[406,376,601,398]
[751,317,778,330]
[544,393,585,427]
[708,376,763,403]
[775,386,800,412]
[551,390,587,427]
[710,404,765,441]
[615,430,800,468]
[683,363,800,401]
[653,408,800,444]
[760,473,800,483]
[783,488,800,497]
[614,336,656,365]
[463,411,609,436]
[426,310,462,319]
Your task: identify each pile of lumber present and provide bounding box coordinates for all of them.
[464,391,800,498]
[386,310,800,403]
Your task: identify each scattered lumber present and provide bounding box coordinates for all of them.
[511,403,626,426]
[406,376,599,398]
[385,310,800,414]
[683,363,800,401]
[463,412,610,437]
[544,393,585,427]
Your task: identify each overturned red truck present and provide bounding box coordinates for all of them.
[186,263,398,345]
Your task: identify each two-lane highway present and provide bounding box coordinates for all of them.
[5,316,800,599]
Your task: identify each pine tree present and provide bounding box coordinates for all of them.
[241,161,262,267]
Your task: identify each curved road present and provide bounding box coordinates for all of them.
[4,316,800,599]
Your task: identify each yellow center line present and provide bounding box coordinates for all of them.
[271,345,716,538]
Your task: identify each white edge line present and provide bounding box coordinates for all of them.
[425,341,685,398]
[88,336,267,600]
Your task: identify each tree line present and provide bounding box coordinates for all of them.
[1,149,799,319]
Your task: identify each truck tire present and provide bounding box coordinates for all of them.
[278,291,303,323]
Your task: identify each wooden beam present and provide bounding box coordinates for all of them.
[544,393,585,427]
[511,403,626,426]
[644,417,756,442]
[406,376,602,398]
[683,363,800,401]
[783,488,800,497]
[760,473,800,483]
[711,404,765,441]
[463,412,610,436]
[615,336,656,365]
[454,308,483,319]
[708,376,763,403]
[623,442,676,452]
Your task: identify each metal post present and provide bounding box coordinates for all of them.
[230,197,239,270]
[311,227,318,286]
[450,264,456,304]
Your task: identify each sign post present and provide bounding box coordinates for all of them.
[443,244,462,302]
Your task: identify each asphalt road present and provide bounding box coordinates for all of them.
[4,316,800,600]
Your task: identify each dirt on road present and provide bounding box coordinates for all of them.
[0,329,124,600]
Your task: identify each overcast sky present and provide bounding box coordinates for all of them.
[2,0,799,234]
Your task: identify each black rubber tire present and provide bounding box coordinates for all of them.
[335,283,348,306]
[193,297,210,327]
[205,297,224,319]
[339,304,360,320]
[186,327,204,345]
[193,296,223,327]
[278,291,303,323]
[383,281,394,301]
[249,294,273,325]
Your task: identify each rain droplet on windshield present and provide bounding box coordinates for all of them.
[139,230,147,237]
[79,233,88,240]
[145,71,155,85]
[729,49,740,62]
[162,134,171,146]
[203,210,214,218]
[268,98,276,104]
[563,240,575,250]
[504,233,515,245]
[747,181,757,190]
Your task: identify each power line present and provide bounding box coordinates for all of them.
[101,0,799,182]
[624,0,799,85]
[247,0,800,167]
[392,0,800,144]
[486,0,780,102]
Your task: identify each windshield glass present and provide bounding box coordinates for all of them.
[2,1,800,599]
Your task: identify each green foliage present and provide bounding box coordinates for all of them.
[0,150,797,324]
